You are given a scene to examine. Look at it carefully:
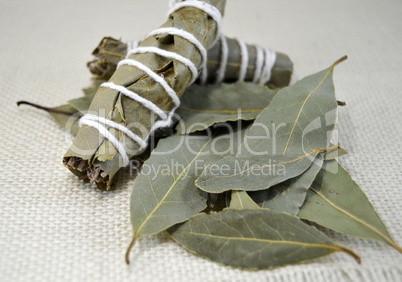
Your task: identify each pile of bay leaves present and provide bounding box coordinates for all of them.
[18,56,401,270]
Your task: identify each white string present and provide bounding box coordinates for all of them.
[100,82,168,120]
[214,34,228,84]
[80,114,148,150]
[147,27,208,84]
[252,45,264,84]
[79,117,130,166]
[236,38,248,82]
[117,59,180,107]
[80,0,222,166]
[126,36,278,85]
[259,48,277,85]
[128,46,198,84]
[167,0,222,47]
[150,109,176,134]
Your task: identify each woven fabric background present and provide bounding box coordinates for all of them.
[1,0,401,281]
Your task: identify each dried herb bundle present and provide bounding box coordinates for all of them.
[87,36,293,89]
[64,0,227,190]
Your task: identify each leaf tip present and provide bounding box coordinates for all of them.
[125,235,138,265]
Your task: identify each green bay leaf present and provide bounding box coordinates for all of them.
[129,136,210,240]
[17,94,95,135]
[196,144,340,193]
[230,190,260,209]
[176,82,277,134]
[168,208,360,269]
[67,94,95,112]
[249,155,324,215]
[127,129,246,262]
[196,149,321,193]
[241,57,344,156]
[195,57,345,193]
[17,101,82,134]
[298,160,402,252]
[50,104,81,134]
[82,79,106,96]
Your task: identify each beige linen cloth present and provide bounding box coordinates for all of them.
[0,0,401,281]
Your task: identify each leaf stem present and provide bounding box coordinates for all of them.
[125,235,137,264]
[16,100,80,116]
[331,55,348,70]
[315,143,340,153]
[336,245,361,264]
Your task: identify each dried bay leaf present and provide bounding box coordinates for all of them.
[298,160,402,252]
[240,57,345,156]
[246,145,343,215]
[128,136,209,244]
[87,37,126,80]
[50,105,81,134]
[230,190,260,209]
[196,143,343,193]
[127,128,246,263]
[176,82,277,134]
[68,94,95,112]
[17,101,82,134]
[197,149,320,193]
[196,57,346,193]
[168,208,360,269]
[82,79,106,96]
[249,155,324,215]
[17,94,96,134]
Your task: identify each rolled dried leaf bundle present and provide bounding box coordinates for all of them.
[88,36,293,89]
[64,0,227,190]
[206,36,292,88]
